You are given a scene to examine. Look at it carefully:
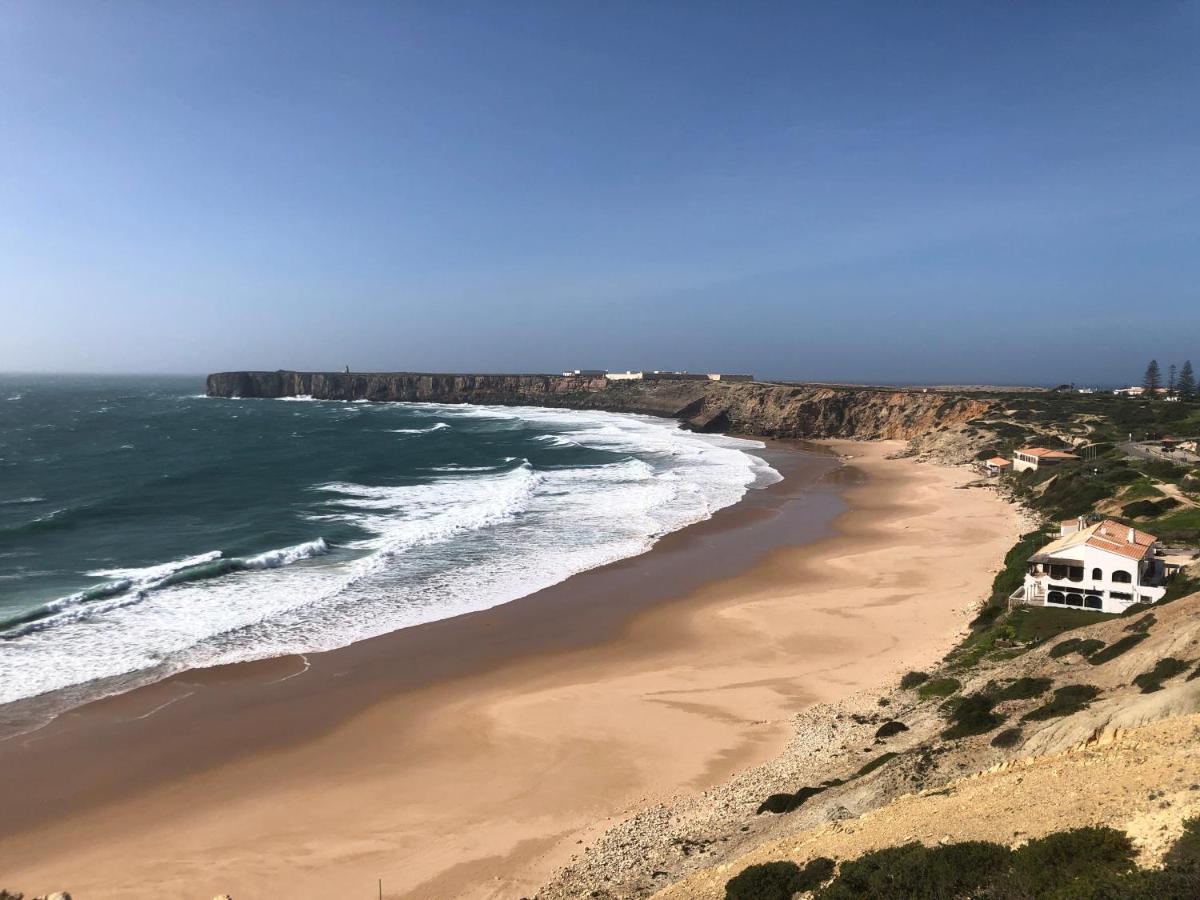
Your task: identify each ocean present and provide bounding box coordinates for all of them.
[0,375,779,722]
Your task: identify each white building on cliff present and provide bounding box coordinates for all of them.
[1015,518,1169,614]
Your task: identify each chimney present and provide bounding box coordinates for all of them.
[1128,527,1135,543]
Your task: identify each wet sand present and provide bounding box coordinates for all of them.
[0,441,1024,899]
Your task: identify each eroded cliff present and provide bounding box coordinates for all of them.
[205,371,994,441]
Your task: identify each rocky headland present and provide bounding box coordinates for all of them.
[205,371,994,442]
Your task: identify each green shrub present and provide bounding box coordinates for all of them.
[941,694,1005,739]
[1132,658,1190,693]
[816,841,1010,899]
[1159,574,1200,606]
[1164,817,1200,872]
[1050,637,1106,659]
[804,818,1200,898]
[725,861,804,900]
[1124,613,1156,633]
[998,677,1052,700]
[874,720,909,739]
[1010,607,1109,643]
[1088,633,1149,664]
[1123,499,1164,518]
[855,752,899,778]
[1001,826,1137,896]
[1023,684,1101,721]
[757,784,827,815]
[991,727,1023,748]
[796,857,837,892]
[1122,480,1165,500]
[725,857,837,899]
[918,677,960,699]
[899,671,929,690]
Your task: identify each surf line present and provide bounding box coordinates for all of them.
[263,654,312,685]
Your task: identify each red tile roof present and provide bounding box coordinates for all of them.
[1017,447,1079,459]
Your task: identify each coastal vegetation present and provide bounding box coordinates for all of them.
[1022,684,1101,722]
[1132,657,1190,693]
[914,676,959,699]
[726,819,1200,899]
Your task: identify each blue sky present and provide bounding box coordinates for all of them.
[2,2,1198,384]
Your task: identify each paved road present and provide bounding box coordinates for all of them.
[1118,441,1200,466]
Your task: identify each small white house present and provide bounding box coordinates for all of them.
[1012,447,1080,472]
[984,456,1013,475]
[1015,518,1168,614]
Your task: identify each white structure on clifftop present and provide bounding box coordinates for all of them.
[604,371,754,382]
[1014,518,1169,614]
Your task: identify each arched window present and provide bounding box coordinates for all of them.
[1112,571,1133,584]
[1092,567,1103,580]
[1048,591,1065,605]
[1084,595,1103,609]
[1066,593,1084,607]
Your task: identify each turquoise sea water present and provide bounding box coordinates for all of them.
[0,375,778,715]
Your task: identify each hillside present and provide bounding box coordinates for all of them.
[538,589,1200,899]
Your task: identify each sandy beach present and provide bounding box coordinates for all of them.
[0,441,1025,900]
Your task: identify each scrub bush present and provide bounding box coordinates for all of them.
[1023,684,1100,721]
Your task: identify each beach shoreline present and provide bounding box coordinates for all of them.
[0,440,1026,900]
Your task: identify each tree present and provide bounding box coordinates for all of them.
[1169,364,1178,394]
[1144,359,1162,395]
[1179,361,1196,402]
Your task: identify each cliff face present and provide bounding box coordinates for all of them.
[205,371,994,441]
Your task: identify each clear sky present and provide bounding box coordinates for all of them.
[2,2,1198,384]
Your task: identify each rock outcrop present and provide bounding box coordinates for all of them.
[205,371,994,442]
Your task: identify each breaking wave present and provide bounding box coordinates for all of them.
[0,403,779,712]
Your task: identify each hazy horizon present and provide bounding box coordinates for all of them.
[3,2,1199,384]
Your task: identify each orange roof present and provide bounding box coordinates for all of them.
[1017,447,1079,458]
[1031,519,1157,563]
[986,457,1011,466]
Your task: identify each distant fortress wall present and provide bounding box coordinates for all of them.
[206,370,996,441]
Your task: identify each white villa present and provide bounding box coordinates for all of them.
[1012,447,1079,472]
[1014,518,1169,614]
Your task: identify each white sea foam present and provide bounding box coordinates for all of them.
[0,405,780,708]
[87,551,224,582]
[386,422,450,434]
[241,538,329,569]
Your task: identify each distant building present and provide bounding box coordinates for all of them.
[1012,447,1080,472]
[1014,518,1168,614]
[984,456,1013,475]
[707,373,754,382]
[562,369,607,377]
[1114,386,1146,396]
[604,370,712,382]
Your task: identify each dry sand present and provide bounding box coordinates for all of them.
[0,441,1025,900]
